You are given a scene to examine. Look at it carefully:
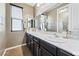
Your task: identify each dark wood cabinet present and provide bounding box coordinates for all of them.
[26,33,74,56]
[33,37,40,56]
[40,46,52,56]
[26,33,31,49]
[57,48,74,56]
[30,38,33,53]
[26,33,33,52]
[33,41,39,56]
[40,39,56,56]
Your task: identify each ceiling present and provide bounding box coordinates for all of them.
[26,3,46,7]
[26,3,36,7]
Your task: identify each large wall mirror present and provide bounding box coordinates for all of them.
[35,4,69,32]
[57,5,69,33]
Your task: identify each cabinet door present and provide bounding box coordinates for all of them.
[40,39,56,55]
[26,33,33,49]
[57,48,74,56]
[33,41,39,56]
[30,39,33,53]
[40,46,52,56]
[26,34,31,49]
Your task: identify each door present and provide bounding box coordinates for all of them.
[40,46,52,56]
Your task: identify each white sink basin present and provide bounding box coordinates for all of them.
[46,35,67,43]
[34,32,67,43]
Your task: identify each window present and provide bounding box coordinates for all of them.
[11,4,23,31]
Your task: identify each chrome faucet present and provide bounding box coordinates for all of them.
[65,29,71,39]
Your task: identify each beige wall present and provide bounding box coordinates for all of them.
[6,3,33,48]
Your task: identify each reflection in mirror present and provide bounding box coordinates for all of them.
[47,9,57,32]
[40,14,48,31]
[35,16,41,30]
[35,14,48,31]
[57,5,69,33]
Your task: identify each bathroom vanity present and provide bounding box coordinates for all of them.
[25,4,79,56]
[25,31,77,56]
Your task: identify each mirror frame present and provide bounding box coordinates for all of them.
[57,4,69,33]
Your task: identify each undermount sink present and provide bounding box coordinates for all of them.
[46,35,67,43]
[35,32,67,43]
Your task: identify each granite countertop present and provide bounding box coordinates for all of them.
[27,31,79,56]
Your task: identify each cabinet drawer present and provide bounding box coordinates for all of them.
[40,40,56,55]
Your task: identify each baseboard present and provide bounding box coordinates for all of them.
[5,43,26,51]
[2,43,27,56]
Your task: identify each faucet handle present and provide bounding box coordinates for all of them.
[68,31,72,34]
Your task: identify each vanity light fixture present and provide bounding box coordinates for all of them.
[36,3,42,7]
